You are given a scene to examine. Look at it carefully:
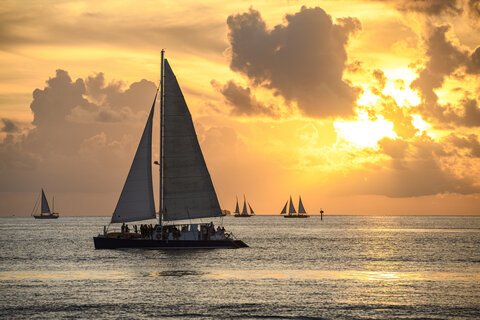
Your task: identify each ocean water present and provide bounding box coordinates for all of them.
[0,215,479,319]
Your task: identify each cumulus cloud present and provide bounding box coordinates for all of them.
[412,25,467,104]
[0,69,157,195]
[226,6,360,118]
[212,80,279,117]
[410,25,480,127]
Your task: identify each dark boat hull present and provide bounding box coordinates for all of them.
[33,215,59,219]
[93,236,248,249]
[284,215,310,218]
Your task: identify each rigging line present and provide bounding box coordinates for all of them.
[30,193,41,216]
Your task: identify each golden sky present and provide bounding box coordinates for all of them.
[1,0,479,215]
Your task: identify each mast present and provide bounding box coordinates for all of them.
[159,49,165,226]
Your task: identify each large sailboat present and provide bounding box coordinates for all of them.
[32,189,59,219]
[280,196,310,218]
[234,195,255,217]
[93,51,248,249]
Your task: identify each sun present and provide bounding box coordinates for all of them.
[334,110,397,148]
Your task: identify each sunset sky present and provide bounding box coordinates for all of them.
[1,0,479,216]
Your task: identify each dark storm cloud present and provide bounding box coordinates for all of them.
[212,80,279,117]
[1,119,20,133]
[226,7,360,118]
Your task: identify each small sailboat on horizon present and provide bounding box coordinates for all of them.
[93,50,248,249]
[280,196,310,218]
[234,195,255,217]
[32,189,59,219]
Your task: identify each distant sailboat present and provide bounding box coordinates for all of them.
[282,195,310,218]
[234,195,254,217]
[93,50,248,249]
[32,189,59,219]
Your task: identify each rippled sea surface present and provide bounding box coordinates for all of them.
[1,216,479,319]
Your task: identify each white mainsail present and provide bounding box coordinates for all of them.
[288,196,296,214]
[111,100,156,223]
[298,196,306,214]
[162,60,222,221]
[41,189,51,214]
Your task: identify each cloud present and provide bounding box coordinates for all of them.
[410,25,480,127]
[0,4,226,55]
[412,25,467,105]
[392,0,463,15]
[467,46,480,73]
[468,0,480,18]
[448,134,480,157]
[1,119,20,133]
[0,69,157,195]
[226,6,360,118]
[212,80,279,117]
[331,135,480,197]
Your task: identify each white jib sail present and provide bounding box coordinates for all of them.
[111,99,156,223]
[162,60,222,221]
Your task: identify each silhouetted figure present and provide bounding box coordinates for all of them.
[320,209,324,221]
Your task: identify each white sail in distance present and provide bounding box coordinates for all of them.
[298,196,306,214]
[41,189,51,214]
[234,196,240,214]
[288,196,296,214]
[162,59,222,221]
[248,203,255,215]
[241,195,248,215]
[111,98,156,223]
[280,201,288,214]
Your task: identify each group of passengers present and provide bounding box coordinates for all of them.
[113,222,228,240]
[200,223,226,240]
[118,223,154,238]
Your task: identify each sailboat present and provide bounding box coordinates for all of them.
[281,196,310,218]
[93,51,247,249]
[234,195,255,217]
[32,189,59,219]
